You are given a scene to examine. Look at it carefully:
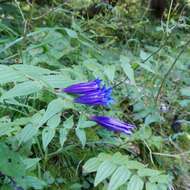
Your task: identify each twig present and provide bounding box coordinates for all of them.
[152,150,190,158]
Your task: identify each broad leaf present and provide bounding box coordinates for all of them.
[75,128,86,148]
[138,168,161,177]
[0,143,26,177]
[83,158,101,173]
[17,124,39,145]
[127,175,144,190]
[38,98,65,127]
[94,160,117,187]
[120,55,136,85]
[108,166,131,190]
[146,182,158,190]
[59,128,69,147]
[42,128,55,150]
[1,81,43,99]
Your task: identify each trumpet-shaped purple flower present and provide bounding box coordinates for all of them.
[74,86,113,106]
[63,79,102,94]
[90,116,135,135]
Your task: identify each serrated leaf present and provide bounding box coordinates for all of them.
[1,81,43,99]
[108,166,131,190]
[83,158,101,173]
[120,55,135,85]
[127,175,144,190]
[38,98,65,127]
[94,160,117,187]
[42,128,55,150]
[75,128,86,148]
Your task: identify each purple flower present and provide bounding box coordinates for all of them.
[63,79,102,94]
[90,116,135,135]
[74,86,113,106]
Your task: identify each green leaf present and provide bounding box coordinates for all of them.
[39,98,65,127]
[0,65,26,84]
[124,160,145,170]
[138,168,161,177]
[59,116,74,147]
[133,126,152,140]
[77,115,96,129]
[1,81,43,99]
[157,184,168,190]
[104,65,116,82]
[0,124,15,137]
[17,124,39,145]
[146,182,158,190]
[47,114,61,129]
[42,128,55,150]
[59,128,69,147]
[64,116,74,129]
[23,158,40,170]
[149,175,170,184]
[41,75,73,88]
[75,128,86,148]
[64,28,78,38]
[83,158,101,173]
[111,152,128,164]
[0,143,26,177]
[137,62,156,74]
[180,87,190,97]
[94,160,117,187]
[127,175,144,190]
[23,176,46,189]
[108,166,131,190]
[120,55,136,85]
[12,64,53,76]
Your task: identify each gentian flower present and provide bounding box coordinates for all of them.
[74,86,113,106]
[63,79,102,94]
[90,116,135,135]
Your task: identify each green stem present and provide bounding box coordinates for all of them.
[155,39,190,102]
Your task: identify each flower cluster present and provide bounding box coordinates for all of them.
[62,78,135,135]
[63,79,113,106]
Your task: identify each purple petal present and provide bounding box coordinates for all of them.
[90,116,135,135]
[63,79,101,94]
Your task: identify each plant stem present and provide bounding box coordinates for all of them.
[155,39,190,102]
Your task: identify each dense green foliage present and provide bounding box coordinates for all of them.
[0,0,190,189]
